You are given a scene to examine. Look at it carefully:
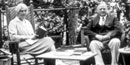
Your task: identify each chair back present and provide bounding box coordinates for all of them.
[5,4,35,30]
[5,3,35,52]
[4,3,41,65]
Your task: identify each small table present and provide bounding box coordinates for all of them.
[37,48,97,65]
[119,47,130,65]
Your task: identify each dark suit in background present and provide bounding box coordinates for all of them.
[84,2,123,65]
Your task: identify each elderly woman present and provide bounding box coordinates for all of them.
[84,2,123,65]
[8,3,56,65]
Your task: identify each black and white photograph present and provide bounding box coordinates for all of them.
[0,0,130,65]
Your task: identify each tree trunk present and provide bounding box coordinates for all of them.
[68,9,80,45]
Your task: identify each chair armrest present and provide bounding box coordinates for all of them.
[50,35,62,38]
[81,27,86,30]
[0,48,11,55]
[8,41,20,54]
[9,41,20,44]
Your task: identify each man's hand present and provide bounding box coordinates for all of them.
[102,35,110,41]
[95,34,104,41]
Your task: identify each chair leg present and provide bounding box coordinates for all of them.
[44,59,55,65]
[11,57,14,65]
[122,54,126,65]
[34,56,38,65]
[16,52,21,65]
[23,58,32,65]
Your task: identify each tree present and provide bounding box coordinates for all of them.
[67,0,81,45]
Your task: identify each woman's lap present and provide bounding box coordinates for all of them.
[20,37,55,54]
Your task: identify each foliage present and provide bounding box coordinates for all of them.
[34,11,64,35]
[124,21,130,45]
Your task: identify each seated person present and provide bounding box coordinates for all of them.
[84,2,123,65]
[8,3,56,65]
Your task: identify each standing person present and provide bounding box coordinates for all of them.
[84,2,123,65]
[8,3,56,65]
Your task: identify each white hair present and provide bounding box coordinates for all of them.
[15,3,29,14]
[96,2,108,13]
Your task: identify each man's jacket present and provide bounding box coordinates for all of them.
[84,14,123,42]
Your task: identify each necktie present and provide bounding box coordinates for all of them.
[99,17,105,26]
[102,17,105,25]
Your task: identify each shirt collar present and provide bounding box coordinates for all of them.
[15,17,26,23]
[100,15,107,19]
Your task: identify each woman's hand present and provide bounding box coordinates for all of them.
[30,34,38,40]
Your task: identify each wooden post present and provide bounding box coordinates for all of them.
[63,9,68,45]
[5,1,11,41]
[29,0,35,31]
[5,1,10,26]
[0,8,2,48]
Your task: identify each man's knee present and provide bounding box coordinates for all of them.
[109,38,121,49]
[90,40,101,48]
[110,38,120,46]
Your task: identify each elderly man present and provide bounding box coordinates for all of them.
[84,2,123,65]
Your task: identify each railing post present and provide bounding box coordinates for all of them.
[0,8,2,48]
[29,0,35,31]
[64,9,68,45]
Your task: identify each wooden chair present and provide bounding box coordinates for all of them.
[5,2,42,65]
